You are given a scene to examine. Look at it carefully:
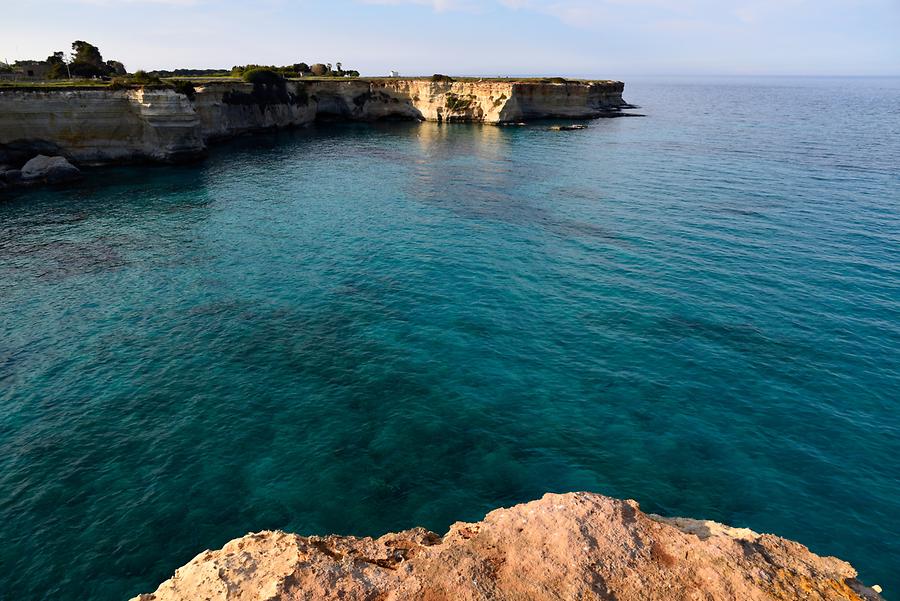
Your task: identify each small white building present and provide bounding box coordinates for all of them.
[389,70,400,78]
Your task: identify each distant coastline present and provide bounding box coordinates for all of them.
[0,75,633,191]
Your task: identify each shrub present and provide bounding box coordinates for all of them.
[242,68,282,86]
[108,77,130,90]
[151,68,230,78]
[172,80,197,101]
[432,74,454,83]
[108,70,164,90]
[445,92,472,111]
[131,70,163,85]
[237,68,291,105]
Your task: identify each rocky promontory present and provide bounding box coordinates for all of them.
[0,79,630,169]
[130,492,883,601]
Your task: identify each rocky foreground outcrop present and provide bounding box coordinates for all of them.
[130,492,883,601]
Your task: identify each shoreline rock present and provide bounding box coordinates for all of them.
[21,154,82,184]
[0,155,82,191]
[129,492,883,601]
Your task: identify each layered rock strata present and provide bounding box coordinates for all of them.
[130,492,884,601]
[0,88,203,165]
[0,79,629,165]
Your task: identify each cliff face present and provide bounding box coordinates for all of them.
[0,79,629,165]
[129,89,206,162]
[502,81,627,120]
[0,88,204,165]
[129,492,883,601]
[286,79,627,124]
[192,82,317,140]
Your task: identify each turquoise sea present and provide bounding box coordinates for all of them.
[1,77,899,600]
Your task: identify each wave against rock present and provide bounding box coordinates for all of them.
[130,492,883,601]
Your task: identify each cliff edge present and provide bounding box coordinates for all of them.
[129,492,883,601]
[0,79,630,167]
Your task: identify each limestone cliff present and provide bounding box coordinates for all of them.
[129,492,884,601]
[300,79,628,123]
[192,82,317,140]
[0,88,203,164]
[0,79,630,166]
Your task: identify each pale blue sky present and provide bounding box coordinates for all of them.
[2,0,898,76]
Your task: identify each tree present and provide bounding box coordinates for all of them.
[68,40,112,78]
[44,51,68,78]
[72,40,104,68]
[106,60,126,75]
[310,63,328,76]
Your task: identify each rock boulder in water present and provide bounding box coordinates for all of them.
[129,492,884,601]
[21,155,82,184]
[550,124,588,131]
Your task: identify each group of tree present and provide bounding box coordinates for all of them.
[44,41,126,79]
[231,62,359,78]
[147,68,231,78]
[6,42,365,82]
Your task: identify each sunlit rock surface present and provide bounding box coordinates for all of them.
[130,492,883,601]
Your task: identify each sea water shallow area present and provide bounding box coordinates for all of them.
[1,77,899,600]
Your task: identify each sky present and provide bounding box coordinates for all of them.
[1,0,898,77]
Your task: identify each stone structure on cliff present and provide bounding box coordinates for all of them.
[130,492,883,601]
[0,79,630,166]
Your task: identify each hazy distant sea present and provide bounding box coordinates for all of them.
[1,76,898,600]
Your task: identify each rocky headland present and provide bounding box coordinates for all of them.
[130,492,884,601]
[0,79,629,176]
